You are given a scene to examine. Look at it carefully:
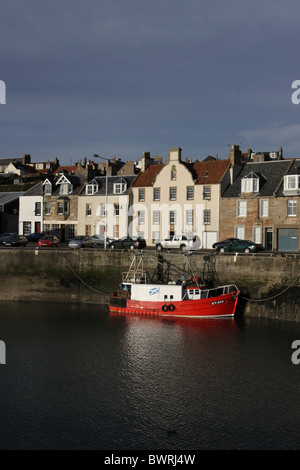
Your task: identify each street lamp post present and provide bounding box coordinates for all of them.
[93,154,109,250]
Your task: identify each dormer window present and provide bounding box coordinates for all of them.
[56,175,73,195]
[86,180,98,195]
[44,182,52,196]
[283,175,300,195]
[60,182,72,195]
[86,184,98,195]
[114,179,127,194]
[241,172,260,193]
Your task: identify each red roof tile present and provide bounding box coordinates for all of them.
[132,164,165,187]
[132,159,230,187]
[192,159,230,184]
[53,166,78,174]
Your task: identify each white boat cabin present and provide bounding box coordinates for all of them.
[131,283,182,302]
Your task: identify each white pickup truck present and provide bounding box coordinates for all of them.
[155,235,200,252]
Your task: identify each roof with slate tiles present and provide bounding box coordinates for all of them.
[223,160,291,197]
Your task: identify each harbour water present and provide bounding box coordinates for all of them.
[0,301,300,450]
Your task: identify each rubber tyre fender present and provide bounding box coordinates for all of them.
[162,304,169,312]
[168,304,175,312]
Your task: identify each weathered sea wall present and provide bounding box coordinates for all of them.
[0,248,299,321]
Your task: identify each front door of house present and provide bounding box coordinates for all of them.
[265,227,273,250]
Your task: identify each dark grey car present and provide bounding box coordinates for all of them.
[0,232,18,245]
[2,234,28,247]
[109,236,146,250]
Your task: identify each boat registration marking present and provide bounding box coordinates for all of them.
[211,300,225,306]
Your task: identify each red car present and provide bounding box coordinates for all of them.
[38,235,60,247]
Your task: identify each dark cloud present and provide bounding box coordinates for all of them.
[1,0,300,163]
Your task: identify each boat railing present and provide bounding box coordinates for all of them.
[183,284,238,300]
[122,271,150,284]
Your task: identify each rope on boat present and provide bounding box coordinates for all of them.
[241,277,299,302]
[58,248,111,296]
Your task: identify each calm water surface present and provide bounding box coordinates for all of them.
[0,301,299,450]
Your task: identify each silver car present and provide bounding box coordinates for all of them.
[68,236,94,249]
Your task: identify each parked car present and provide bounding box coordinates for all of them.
[212,238,241,249]
[38,235,60,247]
[26,232,46,242]
[0,232,17,245]
[108,236,146,250]
[215,239,263,253]
[2,234,28,247]
[91,235,115,247]
[156,235,200,252]
[68,236,95,249]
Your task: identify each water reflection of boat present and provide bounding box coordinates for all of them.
[109,253,240,319]
[109,310,238,331]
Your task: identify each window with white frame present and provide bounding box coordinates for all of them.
[169,210,176,224]
[100,204,106,216]
[23,221,31,235]
[60,182,72,195]
[86,183,98,195]
[241,172,259,193]
[57,200,69,216]
[138,210,145,224]
[114,182,127,194]
[171,165,176,181]
[57,201,64,215]
[269,152,278,159]
[235,226,245,239]
[153,210,160,225]
[283,175,300,195]
[237,200,247,217]
[203,186,211,200]
[139,188,145,201]
[186,210,194,225]
[35,202,41,216]
[114,204,120,216]
[203,209,211,225]
[44,202,51,215]
[253,226,262,244]
[169,187,177,201]
[153,188,160,201]
[86,203,92,216]
[44,182,52,195]
[260,199,269,217]
[186,186,194,200]
[287,200,297,216]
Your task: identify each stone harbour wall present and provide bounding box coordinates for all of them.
[0,248,299,322]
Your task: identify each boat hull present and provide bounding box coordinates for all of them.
[109,290,240,319]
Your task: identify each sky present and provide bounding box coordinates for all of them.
[1,0,300,165]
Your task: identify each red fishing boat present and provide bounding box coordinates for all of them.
[109,253,240,319]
